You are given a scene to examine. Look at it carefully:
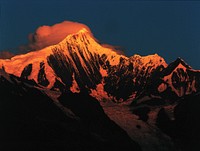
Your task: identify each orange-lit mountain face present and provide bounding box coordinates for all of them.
[0,28,200,102]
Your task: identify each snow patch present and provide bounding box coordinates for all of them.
[158,83,167,93]
[100,66,108,77]
[90,84,111,101]
[44,62,56,88]
[70,74,80,93]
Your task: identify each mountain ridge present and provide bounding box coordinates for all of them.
[0,28,200,102]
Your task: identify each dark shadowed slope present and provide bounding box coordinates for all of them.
[0,70,141,151]
[156,93,200,151]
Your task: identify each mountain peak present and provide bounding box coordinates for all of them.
[67,27,91,38]
[64,28,95,42]
[78,28,89,33]
[130,53,167,68]
[161,57,193,79]
[174,57,192,69]
[166,57,192,72]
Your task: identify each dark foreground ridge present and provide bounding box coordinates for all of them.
[0,71,141,151]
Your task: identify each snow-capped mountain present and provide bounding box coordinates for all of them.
[1,27,200,151]
[0,28,200,102]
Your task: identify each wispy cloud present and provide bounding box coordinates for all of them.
[0,51,15,59]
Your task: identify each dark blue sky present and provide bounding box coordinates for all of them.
[0,0,200,68]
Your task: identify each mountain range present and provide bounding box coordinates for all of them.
[0,28,199,151]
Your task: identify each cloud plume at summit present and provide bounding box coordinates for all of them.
[28,21,92,50]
